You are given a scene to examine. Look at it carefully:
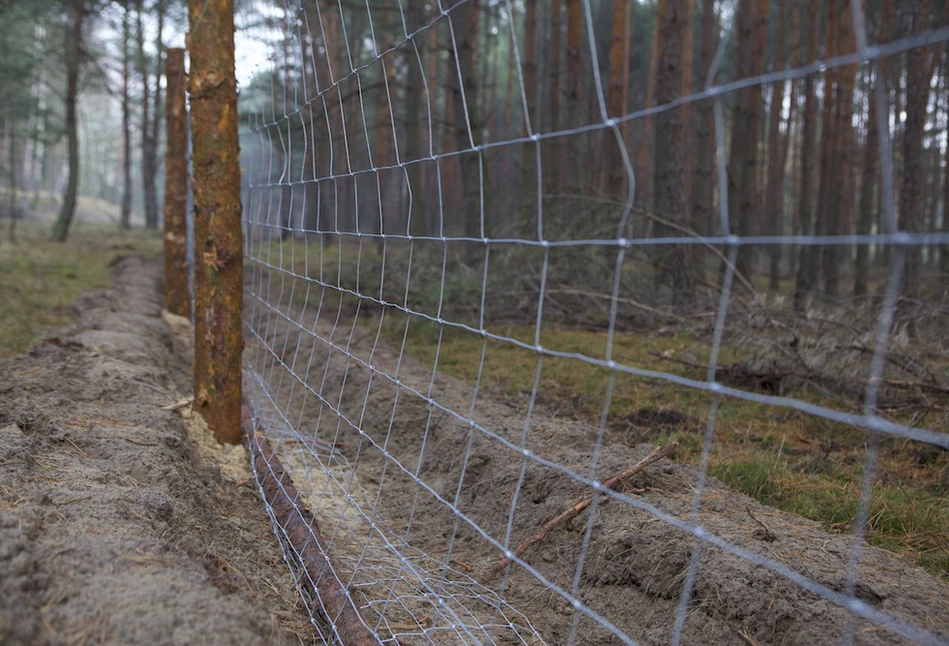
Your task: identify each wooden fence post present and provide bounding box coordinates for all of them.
[163,47,189,319]
[187,0,242,444]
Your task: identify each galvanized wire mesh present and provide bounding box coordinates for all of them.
[238,1,949,644]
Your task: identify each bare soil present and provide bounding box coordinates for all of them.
[246,270,949,646]
[0,256,317,645]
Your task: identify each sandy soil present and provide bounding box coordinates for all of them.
[245,269,949,646]
[4,254,944,646]
[0,256,317,645]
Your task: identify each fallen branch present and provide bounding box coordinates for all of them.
[491,442,678,574]
[241,405,376,646]
[546,287,686,323]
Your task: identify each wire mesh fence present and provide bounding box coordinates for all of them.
[238,0,949,644]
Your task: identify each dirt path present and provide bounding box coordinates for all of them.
[245,271,949,646]
[0,256,316,645]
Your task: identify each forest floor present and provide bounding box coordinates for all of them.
[250,236,949,581]
[0,245,319,644]
[246,253,949,645]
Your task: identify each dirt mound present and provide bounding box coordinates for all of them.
[0,256,316,645]
[246,282,949,646]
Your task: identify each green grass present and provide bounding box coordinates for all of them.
[0,221,163,354]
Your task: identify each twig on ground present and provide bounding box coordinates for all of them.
[162,398,194,411]
[546,287,686,323]
[746,506,777,542]
[491,442,678,574]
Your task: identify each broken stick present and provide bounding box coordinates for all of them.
[491,441,678,574]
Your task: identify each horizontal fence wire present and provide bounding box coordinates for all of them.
[238,0,949,644]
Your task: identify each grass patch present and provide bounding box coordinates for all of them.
[0,221,162,354]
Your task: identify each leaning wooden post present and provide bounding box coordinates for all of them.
[187,0,243,444]
[163,47,190,319]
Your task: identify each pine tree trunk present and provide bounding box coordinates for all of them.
[941,64,949,277]
[764,0,789,293]
[521,0,538,233]
[405,0,425,236]
[188,0,243,444]
[692,0,717,237]
[811,1,837,297]
[793,0,821,310]
[7,118,17,244]
[137,0,158,230]
[853,0,893,296]
[51,1,83,243]
[448,0,484,254]
[564,0,582,186]
[121,5,132,230]
[636,0,667,220]
[727,0,768,281]
[823,0,856,298]
[901,0,934,306]
[654,0,694,306]
[151,0,165,218]
[680,0,694,213]
[548,0,562,190]
[939,67,949,278]
[163,48,189,318]
[606,0,630,195]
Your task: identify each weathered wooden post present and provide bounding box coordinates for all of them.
[163,47,190,319]
[187,0,242,444]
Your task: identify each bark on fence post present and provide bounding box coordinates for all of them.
[187,0,242,445]
[163,48,190,319]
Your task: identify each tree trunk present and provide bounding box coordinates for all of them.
[137,0,158,230]
[727,0,768,281]
[548,0,562,190]
[941,60,949,277]
[151,0,165,218]
[163,48,189,319]
[852,0,892,297]
[405,0,425,235]
[121,4,132,230]
[521,0,538,233]
[680,0,694,213]
[188,0,243,444]
[793,0,821,309]
[810,1,837,298]
[636,0,668,219]
[7,117,17,244]
[565,0,582,186]
[448,0,484,253]
[50,1,83,243]
[901,0,934,306]
[376,28,396,239]
[606,0,630,195]
[764,0,789,292]
[823,0,856,298]
[692,0,717,237]
[654,0,694,305]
